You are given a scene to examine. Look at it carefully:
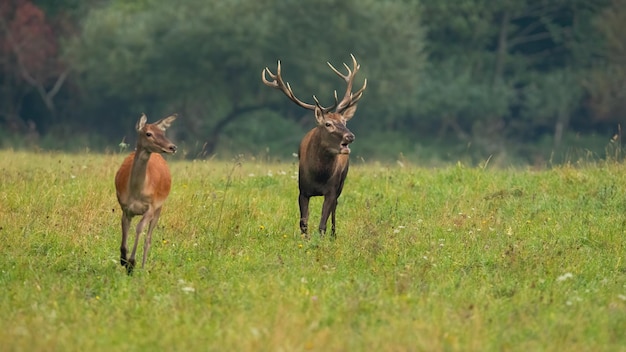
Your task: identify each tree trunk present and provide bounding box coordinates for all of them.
[553,110,570,150]
[199,104,267,158]
[494,10,510,85]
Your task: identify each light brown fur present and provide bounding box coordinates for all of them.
[114,113,177,274]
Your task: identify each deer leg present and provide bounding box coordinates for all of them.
[120,213,131,267]
[319,196,338,237]
[298,193,310,238]
[128,211,152,274]
[142,207,162,268]
[330,205,337,239]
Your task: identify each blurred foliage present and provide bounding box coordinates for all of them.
[61,0,424,158]
[582,0,626,124]
[0,0,623,164]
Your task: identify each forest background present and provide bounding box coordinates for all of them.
[1,0,625,166]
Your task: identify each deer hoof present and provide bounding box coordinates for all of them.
[125,259,136,275]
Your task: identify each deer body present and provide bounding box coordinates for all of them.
[297,106,356,236]
[263,55,366,238]
[114,113,177,273]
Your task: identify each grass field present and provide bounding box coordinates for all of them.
[1,149,625,351]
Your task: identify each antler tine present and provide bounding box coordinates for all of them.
[327,54,367,112]
[349,78,368,105]
[313,93,339,113]
[262,60,317,111]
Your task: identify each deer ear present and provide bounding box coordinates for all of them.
[342,105,357,121]
[136,113,148,131]
[314,106,325,125]
[156,113,178,131]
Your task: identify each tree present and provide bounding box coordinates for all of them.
[418,0,607,157]
[0,0,69,136]
[521,69,583,149]
[65,0,426,157]
[582,0,626,127]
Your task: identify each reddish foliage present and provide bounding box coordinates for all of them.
[0,0,58,81]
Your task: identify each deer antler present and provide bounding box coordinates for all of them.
[327,54,368,113]
[262,61,338,113]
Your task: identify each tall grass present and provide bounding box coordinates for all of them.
[0,150,624,351]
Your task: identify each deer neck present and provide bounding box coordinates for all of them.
[314,129,341,160]
[129,147,151,198]
[301,130,340,174]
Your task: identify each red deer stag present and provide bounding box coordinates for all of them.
[114,113,177,274]
[262,54,367,238]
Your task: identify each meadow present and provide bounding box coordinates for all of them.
[0,149,625,351]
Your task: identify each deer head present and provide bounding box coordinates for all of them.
[135,113,178,155]
[262,54,366,155]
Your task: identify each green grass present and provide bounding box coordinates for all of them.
[1,150,625,351]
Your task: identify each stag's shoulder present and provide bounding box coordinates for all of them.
[298,128,318,158]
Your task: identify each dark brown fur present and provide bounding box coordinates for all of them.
[262,55,366,238]
[298,105,356,237]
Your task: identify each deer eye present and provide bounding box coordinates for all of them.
[325,122,332,127]
[146,132,153,137]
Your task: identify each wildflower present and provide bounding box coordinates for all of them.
[181,286,195,293]
[178,279,195,293]
[557,273,574,282]
[259,225,265,231]
[298,243,303,249]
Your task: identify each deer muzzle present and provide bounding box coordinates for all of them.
[340,132,355,154]
[165,144,178,154]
